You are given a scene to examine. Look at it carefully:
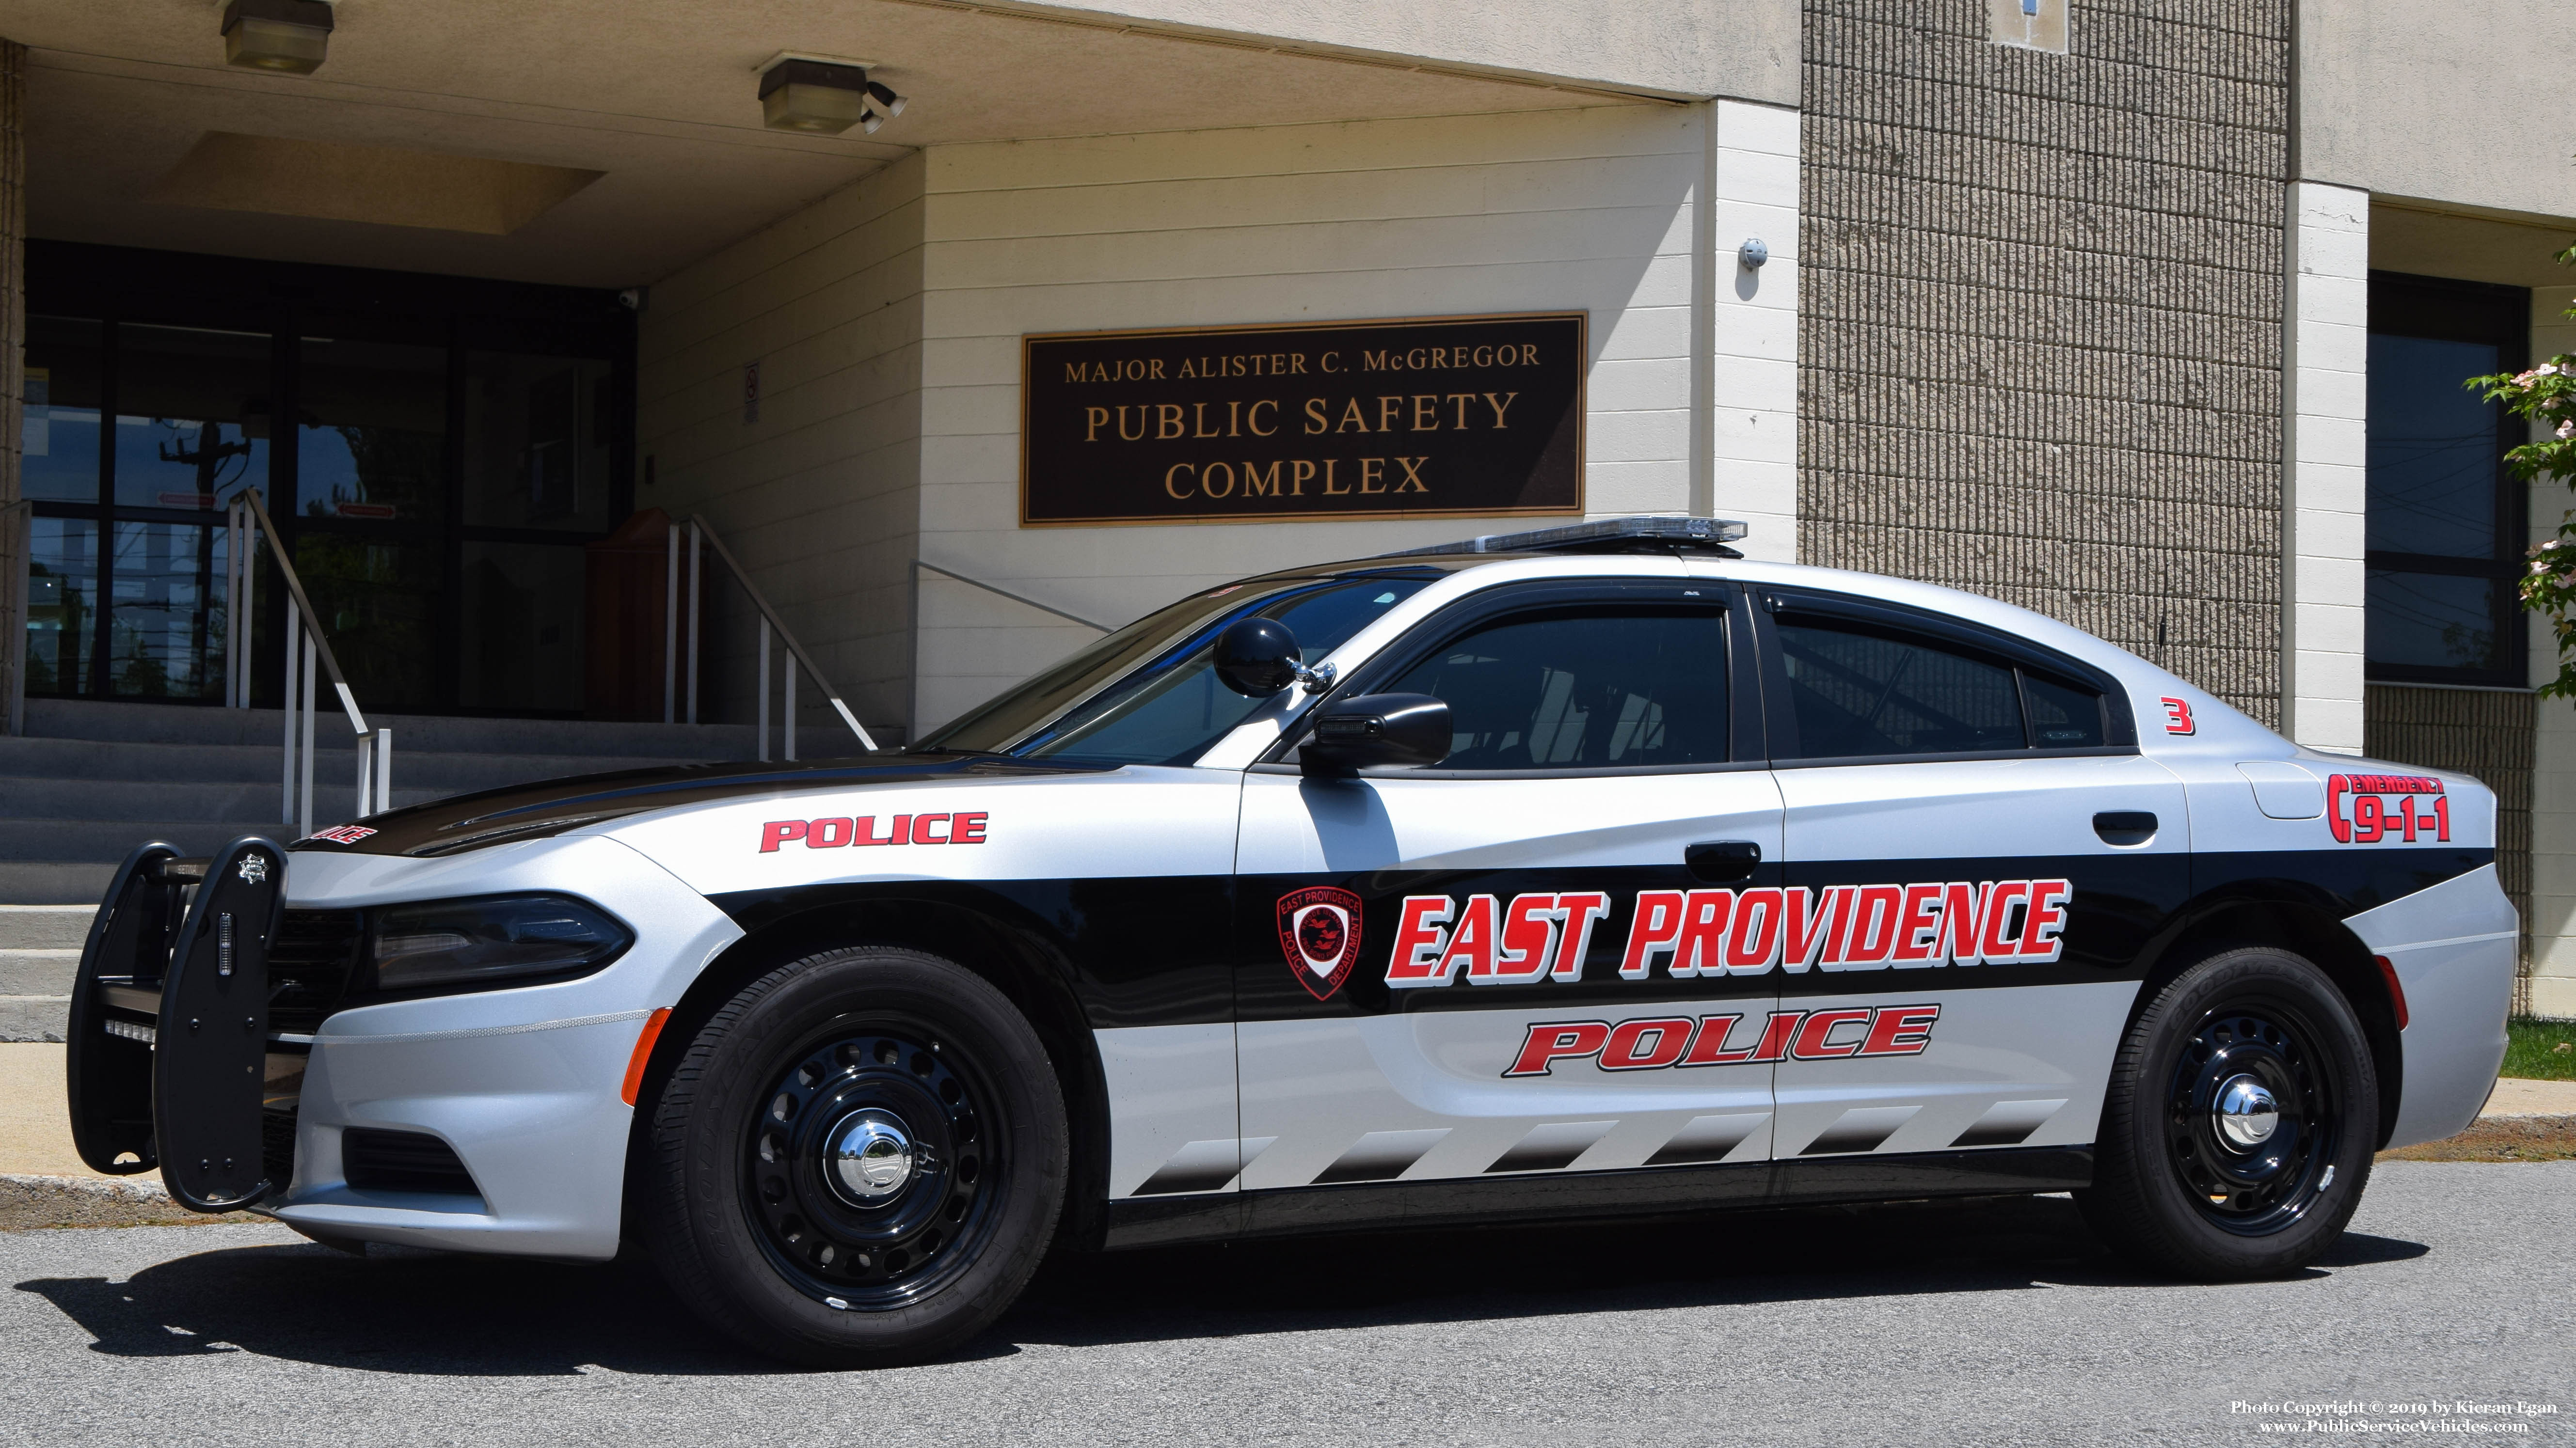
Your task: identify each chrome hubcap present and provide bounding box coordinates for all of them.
[2214,1074,2279,1149]
[827,1109,916,1204]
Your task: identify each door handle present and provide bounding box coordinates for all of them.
[1686,840,1762,884]
[2094,811,2158,846]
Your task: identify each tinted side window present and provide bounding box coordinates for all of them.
[1778,620,2024,757]
[1384,607,1728,770]
[1777,616,2115,759]
[2024,673,2107,747]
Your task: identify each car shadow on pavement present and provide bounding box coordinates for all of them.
[11,1195,2430,1376]
[997,1194,2429,1353]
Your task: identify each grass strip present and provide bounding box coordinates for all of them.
[2502,1016,2576,1081]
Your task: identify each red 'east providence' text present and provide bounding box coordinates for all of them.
[1385,880,2073,988]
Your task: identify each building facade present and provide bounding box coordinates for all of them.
[0,0,2571,1012]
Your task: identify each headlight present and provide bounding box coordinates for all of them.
[367,894,633,993]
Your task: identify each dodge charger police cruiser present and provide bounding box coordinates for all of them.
[64,516,2515,1367]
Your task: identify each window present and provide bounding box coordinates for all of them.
[1380,606,1729,771]
[1775,614,2106,759]
[2366,273,2529,686]
[978,574,1434,765]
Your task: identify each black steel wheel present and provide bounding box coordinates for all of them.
[2079,945,2378,1280]
[744,1021,998,1309]
[641,946,1066,1366]
[2162,1007,2337,1235]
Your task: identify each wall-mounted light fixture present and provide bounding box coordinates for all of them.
[221,0,335,74]
[756,54,907,136]
[1738,238,1770,270]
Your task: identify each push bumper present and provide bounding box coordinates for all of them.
[68,832,742,1258]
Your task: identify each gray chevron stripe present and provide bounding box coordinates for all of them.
[1949,1099,2066,1149]
[1645,1112,1769,1166]
[1797,1105,1921,1156]
[1131,1135,1277,1196]
[1314,1128,1450,1184]
[1484,1120,1617,1174]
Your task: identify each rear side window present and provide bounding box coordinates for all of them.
[2023,673,2107,747]
[1383,606,1728,770]
[1776,616,2107,759]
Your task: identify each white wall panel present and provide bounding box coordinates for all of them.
[910,103,1768,736]
[636,156,930,740]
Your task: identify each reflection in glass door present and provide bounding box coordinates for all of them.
[23,517,99,696]
[114,325,271,513]
[17,261,632,717]
[108,521,234,700]
[290,338,449,711]
[457,351,609,712]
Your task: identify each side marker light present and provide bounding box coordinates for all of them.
[2371,955,2409,1030]
[622,1008,673,1106]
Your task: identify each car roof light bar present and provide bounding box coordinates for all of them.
[1377,515,1749,559]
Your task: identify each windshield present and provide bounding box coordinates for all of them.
[920,570,1438,765]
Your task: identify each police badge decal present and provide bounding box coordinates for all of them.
[1276,886,1364,1001]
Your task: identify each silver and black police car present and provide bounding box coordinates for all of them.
[66,517,2515,1366]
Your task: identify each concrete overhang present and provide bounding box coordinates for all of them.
[2372,198,2576,292]
[0,0,1756,290]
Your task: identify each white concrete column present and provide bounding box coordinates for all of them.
[2524,282,2576,1019]
[1707,98,1798,563]
[2280,181,2369,754]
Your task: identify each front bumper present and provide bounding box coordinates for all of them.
[260,834,743,1258]
[273,1011,653,1258]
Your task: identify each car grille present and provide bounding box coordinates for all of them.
[262,1109,298,1191]
[269,909,363,1033]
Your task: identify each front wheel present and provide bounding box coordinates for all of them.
[639,946,1067,1366]
[2078,945,2379,1280]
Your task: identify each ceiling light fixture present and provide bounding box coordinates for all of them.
[756,56,907,136]
[220,0,335,74]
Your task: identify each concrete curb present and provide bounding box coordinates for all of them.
[0,1171,170,1202]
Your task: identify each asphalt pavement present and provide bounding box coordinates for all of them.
[0,1163,2568,1448]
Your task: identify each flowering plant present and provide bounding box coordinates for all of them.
[2470,241,2576,696]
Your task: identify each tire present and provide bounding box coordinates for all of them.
[2077,945,2379,1280]
[640,946,1067,1367]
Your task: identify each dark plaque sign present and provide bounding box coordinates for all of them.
[1021,312,1585,526]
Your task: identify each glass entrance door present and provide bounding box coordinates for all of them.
[19,290,631,716]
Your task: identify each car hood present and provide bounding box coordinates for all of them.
[285,752,1107,859]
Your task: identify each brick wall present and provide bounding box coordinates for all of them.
[2367,683,2537,1008]
[1798,0,2291,724]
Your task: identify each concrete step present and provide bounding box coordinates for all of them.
[0,866,114,908]
[0,820,287,867]
[0,907,91,950]
[21,696,872,758]
[0,778,449,825]
[0,950,77,996]
[0,735,711,789]
[0,997,66,1044]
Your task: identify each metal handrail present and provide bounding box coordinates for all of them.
[228,488,390,834]
[667,515,877,758]
[910,558,1115,633]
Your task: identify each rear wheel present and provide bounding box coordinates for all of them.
[2078,945,2378,1280]
[640,946,1066,1366]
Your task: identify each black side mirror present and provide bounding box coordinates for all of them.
[1214,616,1305,697]
[1301,693,1451,775]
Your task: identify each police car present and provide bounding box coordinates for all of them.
[65,516,2514,1366]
